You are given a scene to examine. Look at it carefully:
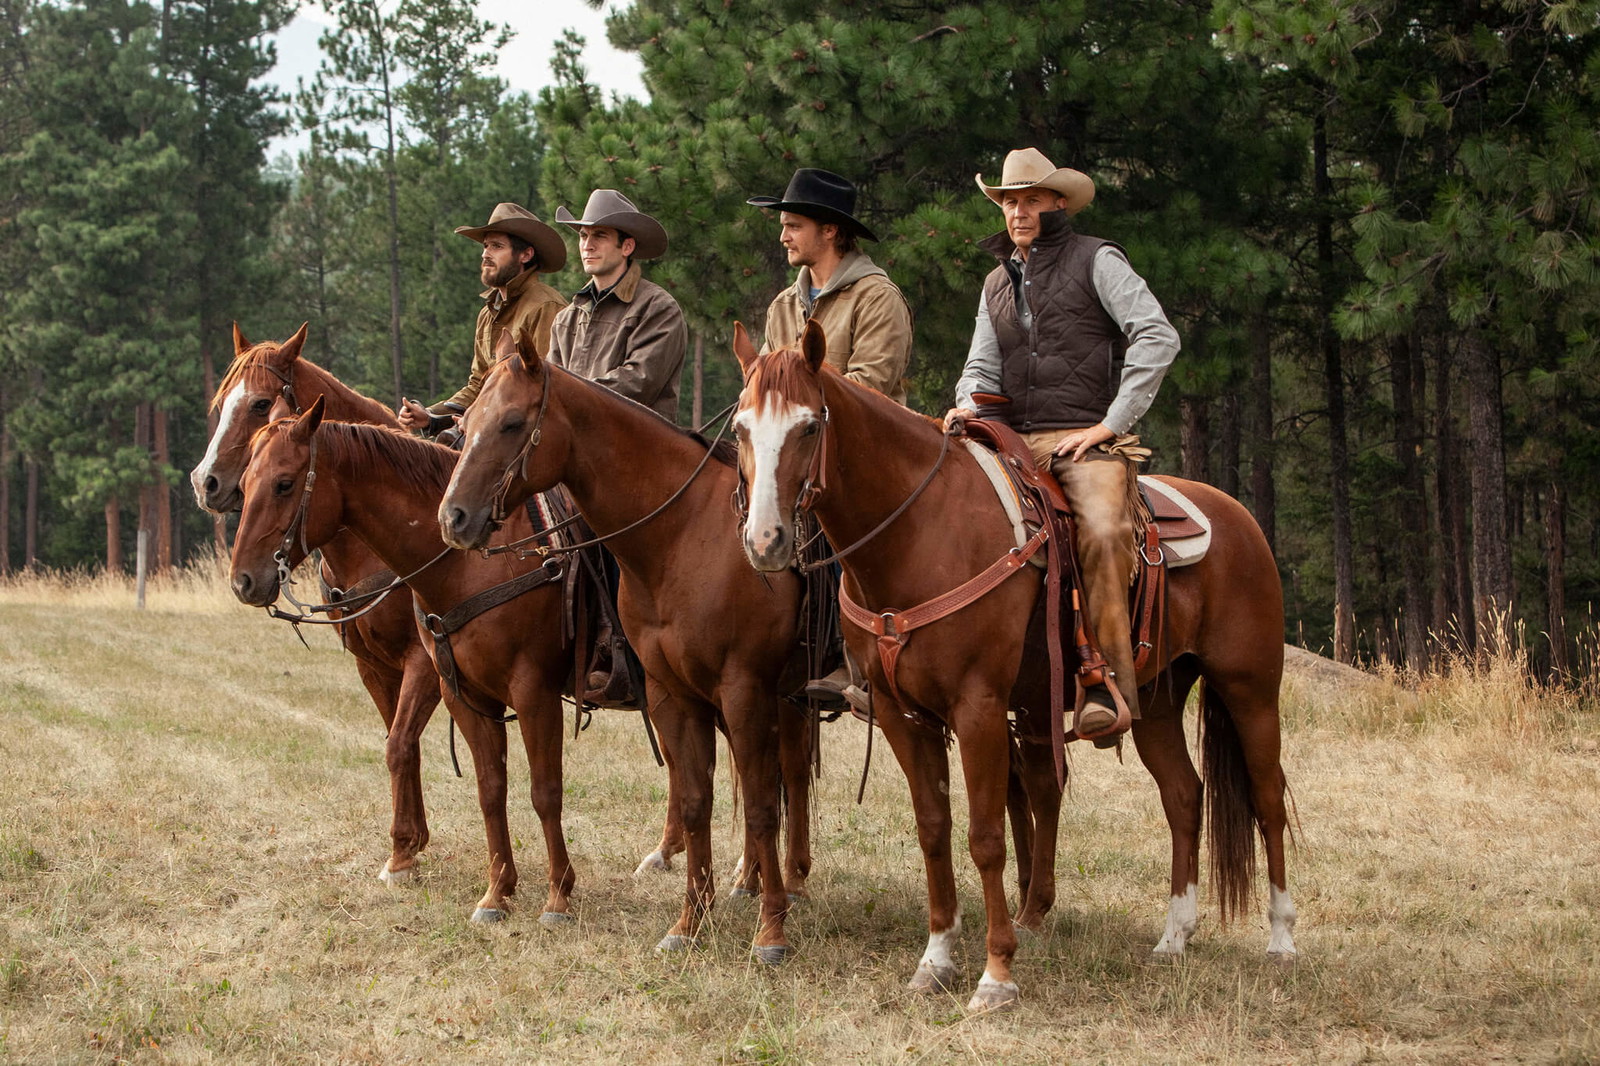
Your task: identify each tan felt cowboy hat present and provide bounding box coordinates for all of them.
[975,147,1095,215]
[554,189,669,260]
[454,202,567,273]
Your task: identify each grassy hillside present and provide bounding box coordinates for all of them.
[0,561,1596,1063]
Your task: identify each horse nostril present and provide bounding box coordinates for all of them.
[203,475,219,495]
[234,572,252,599]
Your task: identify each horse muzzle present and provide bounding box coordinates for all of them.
[192,470,243,515]
[439,500,495,551]
[230,565,279,607]
[741,521,794,573]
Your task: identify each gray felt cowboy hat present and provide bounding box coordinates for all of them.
[454,202,568,273]
[554,189,669,260]
[746,168,878,242]
[975,148,1096,215]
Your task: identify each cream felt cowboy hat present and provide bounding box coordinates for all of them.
[454,202,568,273]
[554,189,669,260]
[974,148,1095,215]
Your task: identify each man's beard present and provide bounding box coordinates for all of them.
[481,259,525,288]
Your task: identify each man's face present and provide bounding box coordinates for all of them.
[1002,189,1070,255]
[577,225,634,281]
[778,211,836,269]
[480,232,530,288]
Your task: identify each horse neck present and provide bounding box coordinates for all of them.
[548,368,729,565]
[296,362,398,426]
[319,426,454,584]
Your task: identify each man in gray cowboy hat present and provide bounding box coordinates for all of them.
[549,189,688,705]
[397,202,569,437]
[943,146,1180,745]
[749,168,915,706]
[749,168,913,405]
[549,189,687,419]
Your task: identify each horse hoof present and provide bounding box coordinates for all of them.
[538,911,575,929]
[753,944,792,966]
[907,962,959,995]
[378,864,417,886]
[966,977,1020,1013]
[1148,947,1183,964]
[471,907,507,924]
[634,851,671,876]
[1266,949,1297,967]
[729,886,757,900]
[1011,920,1040,943]
[656,934,699,953]
[786,891,807,904]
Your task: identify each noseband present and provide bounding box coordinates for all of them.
[487,358,553,527]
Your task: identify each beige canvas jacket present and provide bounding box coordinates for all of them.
[429,269,567,417]
[548,262,688,420]
[761,249,913,405]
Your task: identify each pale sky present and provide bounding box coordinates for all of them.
[264,1,647,155]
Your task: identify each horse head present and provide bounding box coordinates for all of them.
[732,319,830,572]
[191,321,310,513]
[230,395,341,606]
[439,334,569,550]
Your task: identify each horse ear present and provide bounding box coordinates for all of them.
[275,322,309,366]
[232,322,251,354]
[800,318,827,375]
[291,394,326,441]
[732,321,758,372]
[495,328,522,363]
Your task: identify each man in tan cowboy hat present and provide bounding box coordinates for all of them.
[749,168,913,405]
[397,202,568,437]
[943,147,1180,745]
[549,189,687,419]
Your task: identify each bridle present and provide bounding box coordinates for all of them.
[485,357,554,528]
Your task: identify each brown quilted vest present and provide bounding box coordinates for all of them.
[979,212,1125,432]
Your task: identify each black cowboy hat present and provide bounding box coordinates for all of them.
[746,168,878,242]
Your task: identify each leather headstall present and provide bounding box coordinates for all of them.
[487,358,552,528]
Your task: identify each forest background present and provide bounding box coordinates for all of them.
[0,0,1596,675]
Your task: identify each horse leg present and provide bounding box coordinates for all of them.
[777,698,813,900]
[1130,665,1202,957]
[377,646,441,884]
[1006,760,1035,919]
[636,708,684,875]
[722,684,790,963]
[516,684,575,927]
[1205,669,1296,958]
[648,686,717,951]
[1009,718,1062,933]
[952,701,1023,1012]
[444,690,516,922]
[877,709,962,997]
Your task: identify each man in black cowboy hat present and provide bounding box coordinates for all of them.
[749,168,913,405]
[397,202,569,437]
[943,147,1181,746]
[549,189,687,419]
[750,168,915,707]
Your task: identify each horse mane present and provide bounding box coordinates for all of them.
[747,345,943,432]
[213,341,396,425]
[316,421,457,489]
[538,360,737,469]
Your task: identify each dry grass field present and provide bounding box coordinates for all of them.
[1,559,1597,1064]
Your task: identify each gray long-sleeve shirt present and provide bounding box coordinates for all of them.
[954,246,1180,435]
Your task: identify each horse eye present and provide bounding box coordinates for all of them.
[502,416,526,434]
[274,477,295,497]
[802,421,820,436]
[251,398,273,415]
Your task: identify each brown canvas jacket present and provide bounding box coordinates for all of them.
[761,249,912,405]
[548,262,688,420]
[429,268,567,417]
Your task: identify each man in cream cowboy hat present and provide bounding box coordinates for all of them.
[749,168,913,405]
[943,147,1180,745]
[397,202,568,437]
[549,189,687,419]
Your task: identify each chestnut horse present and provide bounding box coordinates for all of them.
[231,398,578,925]
[733,323,1296,1011]
[190,324,442,885]
[436,351,809,964]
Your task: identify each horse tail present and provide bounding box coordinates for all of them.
[1199,678,1258,925]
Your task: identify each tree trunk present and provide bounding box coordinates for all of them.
[692,333,704,428]
[154,407,172,572]
[1216,391,1240,499]
[1316,114,1356,663]
[105,496,122,573]
[381,45,406,406]
[1179,394,1210,483]
[0,386,8,575]
[1545,476,1568,680]
[1248,313,1276,550]
[1461,329,1513,654]
[1389,334,1430,672]
[24,455,37,568]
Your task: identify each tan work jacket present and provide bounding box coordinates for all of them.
[429,269,567,417]
[761,249,913,405]
[549,262,688,420]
